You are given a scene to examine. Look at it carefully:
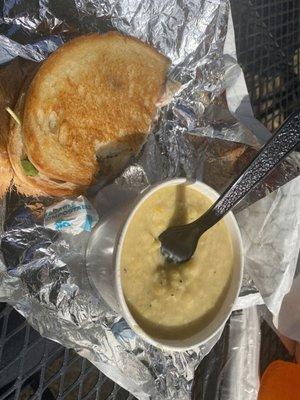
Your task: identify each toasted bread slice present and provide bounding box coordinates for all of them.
[0,94,13,197]
[13,175,46,197]
[0,60,40,198]
[23,32,170,185]
[0,139,13,198]
[8,93,85,197]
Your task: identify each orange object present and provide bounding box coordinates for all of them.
[296,343,300,364]
[258,360,300,400]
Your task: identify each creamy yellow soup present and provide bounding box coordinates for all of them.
[120,184,234,340]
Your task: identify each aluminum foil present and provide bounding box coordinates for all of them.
[0,1,299,399]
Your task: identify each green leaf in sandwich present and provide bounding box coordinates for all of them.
[21,158,38,177]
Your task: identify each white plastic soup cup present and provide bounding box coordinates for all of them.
[87,179,244,351]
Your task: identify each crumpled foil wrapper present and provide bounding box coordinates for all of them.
[0,1,299,399]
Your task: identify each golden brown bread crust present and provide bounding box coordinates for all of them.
[0,149,13,198]
[0,60,41,198]
[9,125,86,197]
[13,175,46,197]
[0,113,13,197]
[23,32,170,185]
[10,122,86,197]
[8,93,86,197]
[0,101,13,199]
[0,82,13,198]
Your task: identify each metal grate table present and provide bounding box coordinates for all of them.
[1,1,299,399]
[232,0,300,131]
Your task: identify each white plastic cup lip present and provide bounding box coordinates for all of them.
[115,178,244,352]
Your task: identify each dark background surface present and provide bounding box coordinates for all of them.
[1,0,299,399]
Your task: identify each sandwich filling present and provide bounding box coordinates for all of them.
[21,158,38,177]
[7,96,82,196]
